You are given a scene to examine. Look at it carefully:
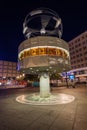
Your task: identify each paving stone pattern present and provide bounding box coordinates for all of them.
[0,87,87,130]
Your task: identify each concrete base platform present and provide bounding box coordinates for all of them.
[16,93,75,105]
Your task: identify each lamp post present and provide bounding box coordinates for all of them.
[65,71,68,88]
[63,68,68,88]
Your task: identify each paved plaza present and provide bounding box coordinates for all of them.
[0,86,87,130]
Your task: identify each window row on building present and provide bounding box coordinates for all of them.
[68,31,87,69]
[0,60,19,79]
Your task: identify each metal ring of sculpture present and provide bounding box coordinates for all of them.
[23,8,63,39]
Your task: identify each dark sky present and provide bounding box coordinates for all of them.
[0,0,87,62]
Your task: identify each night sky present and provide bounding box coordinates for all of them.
[0,0,87,62]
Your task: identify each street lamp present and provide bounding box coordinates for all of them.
[63,68,68,88]
[65,71,69,88]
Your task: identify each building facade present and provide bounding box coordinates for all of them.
[0,60,19,79]
[68,31,87,81]
[67,67,87,82]
[68,31,87,69]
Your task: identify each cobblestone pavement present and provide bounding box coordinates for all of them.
[0,86,87,130]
